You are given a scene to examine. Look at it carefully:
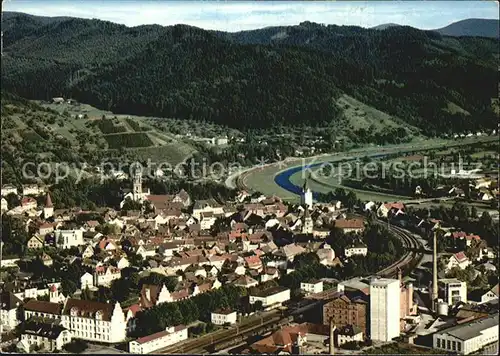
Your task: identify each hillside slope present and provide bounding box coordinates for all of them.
[2,14,498,135]
[434,19,499,38]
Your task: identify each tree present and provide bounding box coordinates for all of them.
[470,206,478,219]
[61,279,77,296]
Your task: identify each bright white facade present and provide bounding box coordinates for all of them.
[370,278,400,342]
[94,266,121,287]
[300,280,324,295]
[439,279,467,305]
[129,326,188,354]
[211,310,237,325]
[249,287,290,309]
[344,245,368,257]
[433,314,498,355]
[80,272,95,290]
[55,229,84,249]
[61,299,126,344]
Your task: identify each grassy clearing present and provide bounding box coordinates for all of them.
[130,144,196,165]
[337,94,420,134]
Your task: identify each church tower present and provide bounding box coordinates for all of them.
[49,284,59,303]
[132,168,143,201]
[43,192,54,219]
[302,207,314,234]
[301,177,313,209]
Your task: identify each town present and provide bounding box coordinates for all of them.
[0,163,498,354]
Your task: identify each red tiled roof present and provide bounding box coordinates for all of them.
[24,300,63,315]
[453,251,468,262]
[335,218,365,229]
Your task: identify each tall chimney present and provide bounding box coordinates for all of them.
[329,319,335,355]
[432,228,439,312]
[397,267,402,285]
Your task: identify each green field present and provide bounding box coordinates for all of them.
[241,135,499,203]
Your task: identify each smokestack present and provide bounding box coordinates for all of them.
[432,228,439,312]
[397,267,402,285]
[329,319,335,355]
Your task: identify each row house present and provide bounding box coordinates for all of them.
[129,325,188,354]
[94,266,121,287]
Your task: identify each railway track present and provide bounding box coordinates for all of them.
[154,312,286,354]
[377,222,424,278]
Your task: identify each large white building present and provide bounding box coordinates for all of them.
[17,320,72,353]
[369,278,400,342]
[61,299,126,343]
[211,309,238,325]
[129,325,188,354]
[439,279,467,305]
[249,286,290,309]
[300,280,324,295]
[433,314,498,355]
[55,229,84,249]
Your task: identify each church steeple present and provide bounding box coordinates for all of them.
[44,192,54,219]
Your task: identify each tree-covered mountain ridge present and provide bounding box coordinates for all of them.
[2,13,498,134]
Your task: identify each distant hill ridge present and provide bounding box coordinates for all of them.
[1,12,498,135]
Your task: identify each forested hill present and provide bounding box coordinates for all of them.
[2,13,498,134]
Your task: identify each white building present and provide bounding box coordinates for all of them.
[129,325,188,354]
[62,299,126,343]
[433,314,498,355]
[446,252,471,271]
[479,284,499,304]
[370,278,400,342]
[300,280,324,295]
[17,320,72,353]
[344,244,368,258]
[94,266,121,287]
[1,184,18,196]
[23,184,44,196]
[1,197,8,212]
[211,309,238,325]
[192,199,224,220]
[0,292,22,331]
[80,272,95,290]
[439,279,468,305]
[249,287,290,309]
[55,229,84,249]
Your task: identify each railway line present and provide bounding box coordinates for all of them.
[153,311,289,354]
[377,222,424,279]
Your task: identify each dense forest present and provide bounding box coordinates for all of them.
[2,14,498,134]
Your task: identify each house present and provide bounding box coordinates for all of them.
[249,286,290,310]
[211,309,237,325]
[377,202,405,218]
[27,235,45,249]
[335,325,364,346]
[317,243,335,265]
[1,197,8,211]
[94,266,121,287]
[41,253,53,267]
[279,244,306,262]
[300,280,324,295]
[0,291,22,331]
[128,325,188,354]
[344,244,368,258]
[140,284,173,308]
[446,252,471,271]
[80,272,94,290]
[17,319,72,353]
[1,184,18,196]
[23,184,44,196]
[200,212,217,230]
[364,201,376,212]
[233,275,259,288]
[38,223,55,236]
[335,218,365,233]
[244,255,263,271]
[21,196,37,210]
[117,256,130,270]
[81,245,95,259]
[192,199,224,220]
[479,284,499,304]
[61,299,126,343]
